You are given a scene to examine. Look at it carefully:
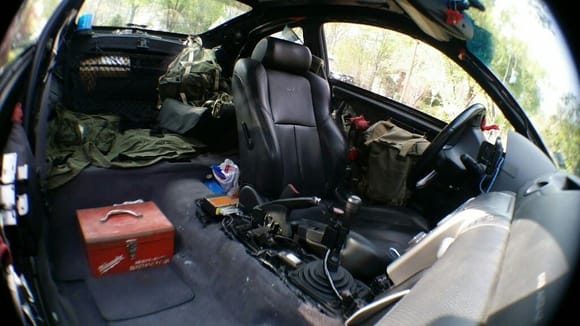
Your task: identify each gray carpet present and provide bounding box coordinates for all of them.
[47,158,339,325]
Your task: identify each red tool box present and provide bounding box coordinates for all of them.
[76,201,175,277]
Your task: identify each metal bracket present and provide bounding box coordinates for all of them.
[0,184,15,209]
[137,37,149,49]
[16,194,29,216]
[1,153,17,185]
[17,164,28,181]
[126,239,138,260]
[1,210,17,226]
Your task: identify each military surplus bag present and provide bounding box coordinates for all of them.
[158,36,226,107]
[363,120,430,206]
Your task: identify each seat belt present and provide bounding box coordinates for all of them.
[310,55,328,80]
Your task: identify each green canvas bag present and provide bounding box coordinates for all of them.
[158,36,225,107]
[363,120,430,206]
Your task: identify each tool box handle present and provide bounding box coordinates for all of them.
[100,209,143,223]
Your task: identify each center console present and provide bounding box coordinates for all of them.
[387,191,515,285]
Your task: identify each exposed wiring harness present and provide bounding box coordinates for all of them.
[324,249,343,301]
[479,155,505,193]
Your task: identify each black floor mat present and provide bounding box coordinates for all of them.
[86,265,194,321]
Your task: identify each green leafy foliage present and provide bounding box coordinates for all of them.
[470,2,578,175]
[325,23,506,129]
[537,95,580,175]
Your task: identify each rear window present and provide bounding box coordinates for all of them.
[78,0,252,34]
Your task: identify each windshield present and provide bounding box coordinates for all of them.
[467,0,580,175]
[78,0,251,34]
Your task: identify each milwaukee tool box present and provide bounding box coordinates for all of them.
[76,201,175,277]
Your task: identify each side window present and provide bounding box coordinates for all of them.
[324,22,505,129]
[1,0,64,71]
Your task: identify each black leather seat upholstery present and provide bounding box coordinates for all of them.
[232,37,428,280]
[232,37,346,198]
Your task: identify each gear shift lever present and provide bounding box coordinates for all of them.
[342,195,362,228]
[288,195,364,310]
[288,195,366,311]
[327,195,362,271]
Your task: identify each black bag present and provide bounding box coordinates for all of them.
[187,103,237,152]
[158,98,237,152]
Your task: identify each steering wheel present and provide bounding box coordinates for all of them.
[408,103,486,190]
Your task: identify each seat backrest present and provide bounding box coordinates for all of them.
[232,37,346,197]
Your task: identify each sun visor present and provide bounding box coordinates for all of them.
[394,0,484,41]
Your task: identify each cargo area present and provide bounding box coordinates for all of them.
[34,33,340,325]
[44,158,340,325]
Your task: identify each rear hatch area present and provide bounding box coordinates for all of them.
[22,29,339,325]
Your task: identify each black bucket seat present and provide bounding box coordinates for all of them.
[232,37,428,280]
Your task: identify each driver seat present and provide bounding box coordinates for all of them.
[232,37,344,198]
[232,37,428,278]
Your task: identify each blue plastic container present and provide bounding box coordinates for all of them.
[77,13,93,31]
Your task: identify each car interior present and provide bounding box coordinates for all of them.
[1,2,579,326]
[232,35,429,283]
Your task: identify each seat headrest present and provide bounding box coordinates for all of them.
[251,37,312,74]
